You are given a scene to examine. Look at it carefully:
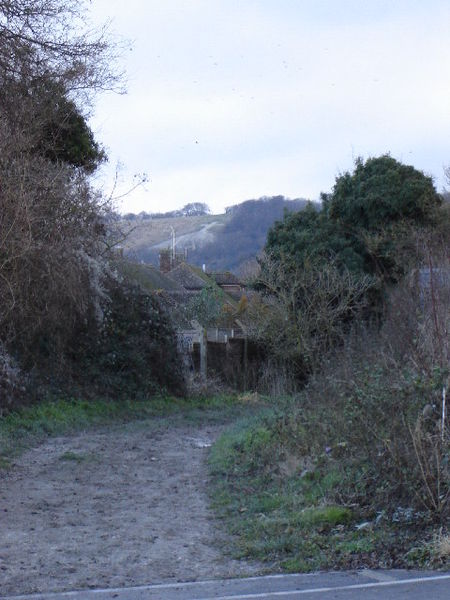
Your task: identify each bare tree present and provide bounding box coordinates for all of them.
[0,0,123,92]
[248,254,374,379]
[0,128,107,348]
[0,0,120,379]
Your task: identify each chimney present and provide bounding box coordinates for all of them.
[159,249,172,273]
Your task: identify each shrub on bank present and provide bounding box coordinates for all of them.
[73,277,185,399]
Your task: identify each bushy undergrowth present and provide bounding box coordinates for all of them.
[209,399,448,571]
[0,272,186,412]
[302,271,449,520]
[209,268,449,571]
[305,363,447,516]
[254,253,449,520]
[72,277,186,399]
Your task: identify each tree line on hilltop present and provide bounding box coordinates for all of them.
[122,202,211,221]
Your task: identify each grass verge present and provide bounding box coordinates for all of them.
[208,402,449,572]
[0,393,253,463]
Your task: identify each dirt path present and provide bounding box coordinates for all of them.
[0,420,261,596]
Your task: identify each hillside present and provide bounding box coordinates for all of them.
[121,196,311,273]
[120,213,224,261]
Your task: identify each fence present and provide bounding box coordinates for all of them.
[177,326,248,386]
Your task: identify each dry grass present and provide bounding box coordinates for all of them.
[237,391,261,404]
[121,214,227,252]
[432,531,450,560]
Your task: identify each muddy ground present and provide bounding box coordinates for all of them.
[0,419,261,596]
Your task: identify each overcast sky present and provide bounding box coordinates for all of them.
[89,0,450,215]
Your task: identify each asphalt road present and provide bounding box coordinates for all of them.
[1,570,449,600]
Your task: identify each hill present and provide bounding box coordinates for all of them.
[121,196,311,273]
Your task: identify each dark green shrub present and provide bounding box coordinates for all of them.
[73,277,185,398]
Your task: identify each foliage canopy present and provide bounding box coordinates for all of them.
[325,155,441,230]
[255,156,444,384]
[265,155,442,282]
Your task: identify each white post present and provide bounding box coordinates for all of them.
[200,328,207,381]
[169,225,176,263]
[442,385,447,443]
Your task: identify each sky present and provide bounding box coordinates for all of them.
[89,0,450,215]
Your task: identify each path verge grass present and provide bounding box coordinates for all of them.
[0,393,251,463]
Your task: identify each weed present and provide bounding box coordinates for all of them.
[0,455,11,469]
[406,530,450,568]
[299,506,353,527]
[336,536,374,555]
[59,451,89,463]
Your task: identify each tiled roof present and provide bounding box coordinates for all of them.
[209,271,242,286]
[166,263,209,290]
[113,260,184,292]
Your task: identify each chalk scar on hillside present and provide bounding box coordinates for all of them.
[149,221,220,251]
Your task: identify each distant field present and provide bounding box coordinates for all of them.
[122,213,228,254]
